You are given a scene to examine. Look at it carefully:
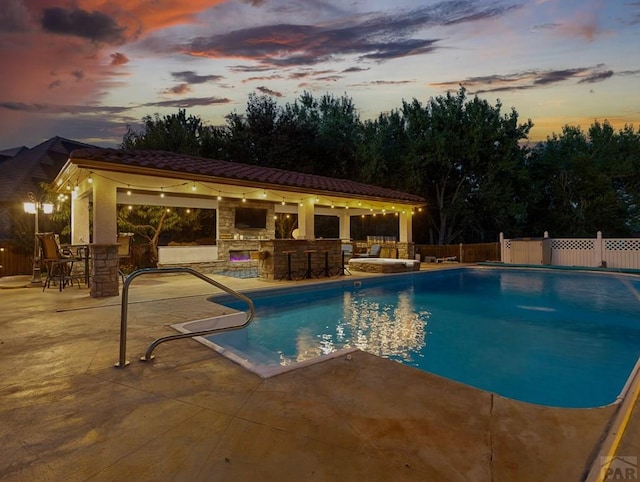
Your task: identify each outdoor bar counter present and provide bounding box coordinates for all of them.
[256,239,342,281]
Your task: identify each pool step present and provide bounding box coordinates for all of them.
[172,312,248,334]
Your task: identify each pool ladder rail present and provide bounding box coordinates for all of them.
[115,267,255,368]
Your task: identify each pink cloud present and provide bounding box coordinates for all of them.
[0,0,231,142]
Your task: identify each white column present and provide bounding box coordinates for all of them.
[92,176,118,244]
[71,194,90,244]
[297,198,315,239]
[339,212,351,240]
[399,211,412,243]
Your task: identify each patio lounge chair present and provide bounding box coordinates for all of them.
[356,244,381,258]
[37,232,82,291]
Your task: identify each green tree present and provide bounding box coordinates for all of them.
[122,109,206,156]
[402,87,532,244]
[528,121,639,236]
[358,110,410,191]
[117,205,201,264]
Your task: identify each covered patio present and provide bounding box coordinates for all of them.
[53,148,425,297]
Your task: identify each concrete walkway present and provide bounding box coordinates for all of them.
[0,269,633,481]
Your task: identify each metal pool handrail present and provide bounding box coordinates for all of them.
[116,267,255,368]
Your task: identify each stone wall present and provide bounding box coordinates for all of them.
[217,199,275,240]
[257,239,342,280]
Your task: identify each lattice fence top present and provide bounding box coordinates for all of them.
[504,240,511,248]
[605,239,640,251]
[551,239,594,250]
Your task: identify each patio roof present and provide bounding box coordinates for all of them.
[58,148,425,206]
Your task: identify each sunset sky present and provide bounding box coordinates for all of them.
[1,0,638,149]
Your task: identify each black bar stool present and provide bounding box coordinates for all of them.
[323,250,332,277]
[279,250,296,280]
[337,249,352,276]
[303,249,317,279]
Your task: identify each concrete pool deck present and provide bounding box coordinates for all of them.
[0,266,637,481]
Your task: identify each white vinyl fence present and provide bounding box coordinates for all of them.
[500,232,640,270]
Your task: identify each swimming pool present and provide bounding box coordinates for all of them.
[198,267,640,408]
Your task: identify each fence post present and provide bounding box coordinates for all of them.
[499,232,504,262]
[459,243,463,263]
[595,231,604,267]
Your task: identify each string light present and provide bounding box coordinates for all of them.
[191,182,197,191]
[242,194,246,202]
[217,192,222,201]
[87,174,93,184]
[160,188,165,198]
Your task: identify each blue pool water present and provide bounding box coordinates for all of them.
[207,268,640,408]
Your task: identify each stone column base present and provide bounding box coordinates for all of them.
[90,244,119,298]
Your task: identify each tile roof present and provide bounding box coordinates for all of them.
[70,148,425,204]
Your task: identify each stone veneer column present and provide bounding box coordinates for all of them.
[396,242,415,260]
[90,244,119,298]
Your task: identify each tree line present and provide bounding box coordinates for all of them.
[122,87,640,245]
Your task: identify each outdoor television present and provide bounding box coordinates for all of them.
[234,207,267,229]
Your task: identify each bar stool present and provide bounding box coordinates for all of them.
[322,250,332,277]
[279,250,296,281]
[303,249,317,279]
[337,249,352,276]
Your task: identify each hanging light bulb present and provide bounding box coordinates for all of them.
[87,173,93,184]
[191,182,197,191]
[126,185,132,196]
[217,192,222,201]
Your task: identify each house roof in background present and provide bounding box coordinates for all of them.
[0,137,97,203]
[68,148,426,204]
[0,146,28,161]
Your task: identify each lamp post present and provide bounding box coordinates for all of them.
[23,192,54,285]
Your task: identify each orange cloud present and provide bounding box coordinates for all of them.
[0,1,232,142]
[74,0,230,39]
[110,52,130,66]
